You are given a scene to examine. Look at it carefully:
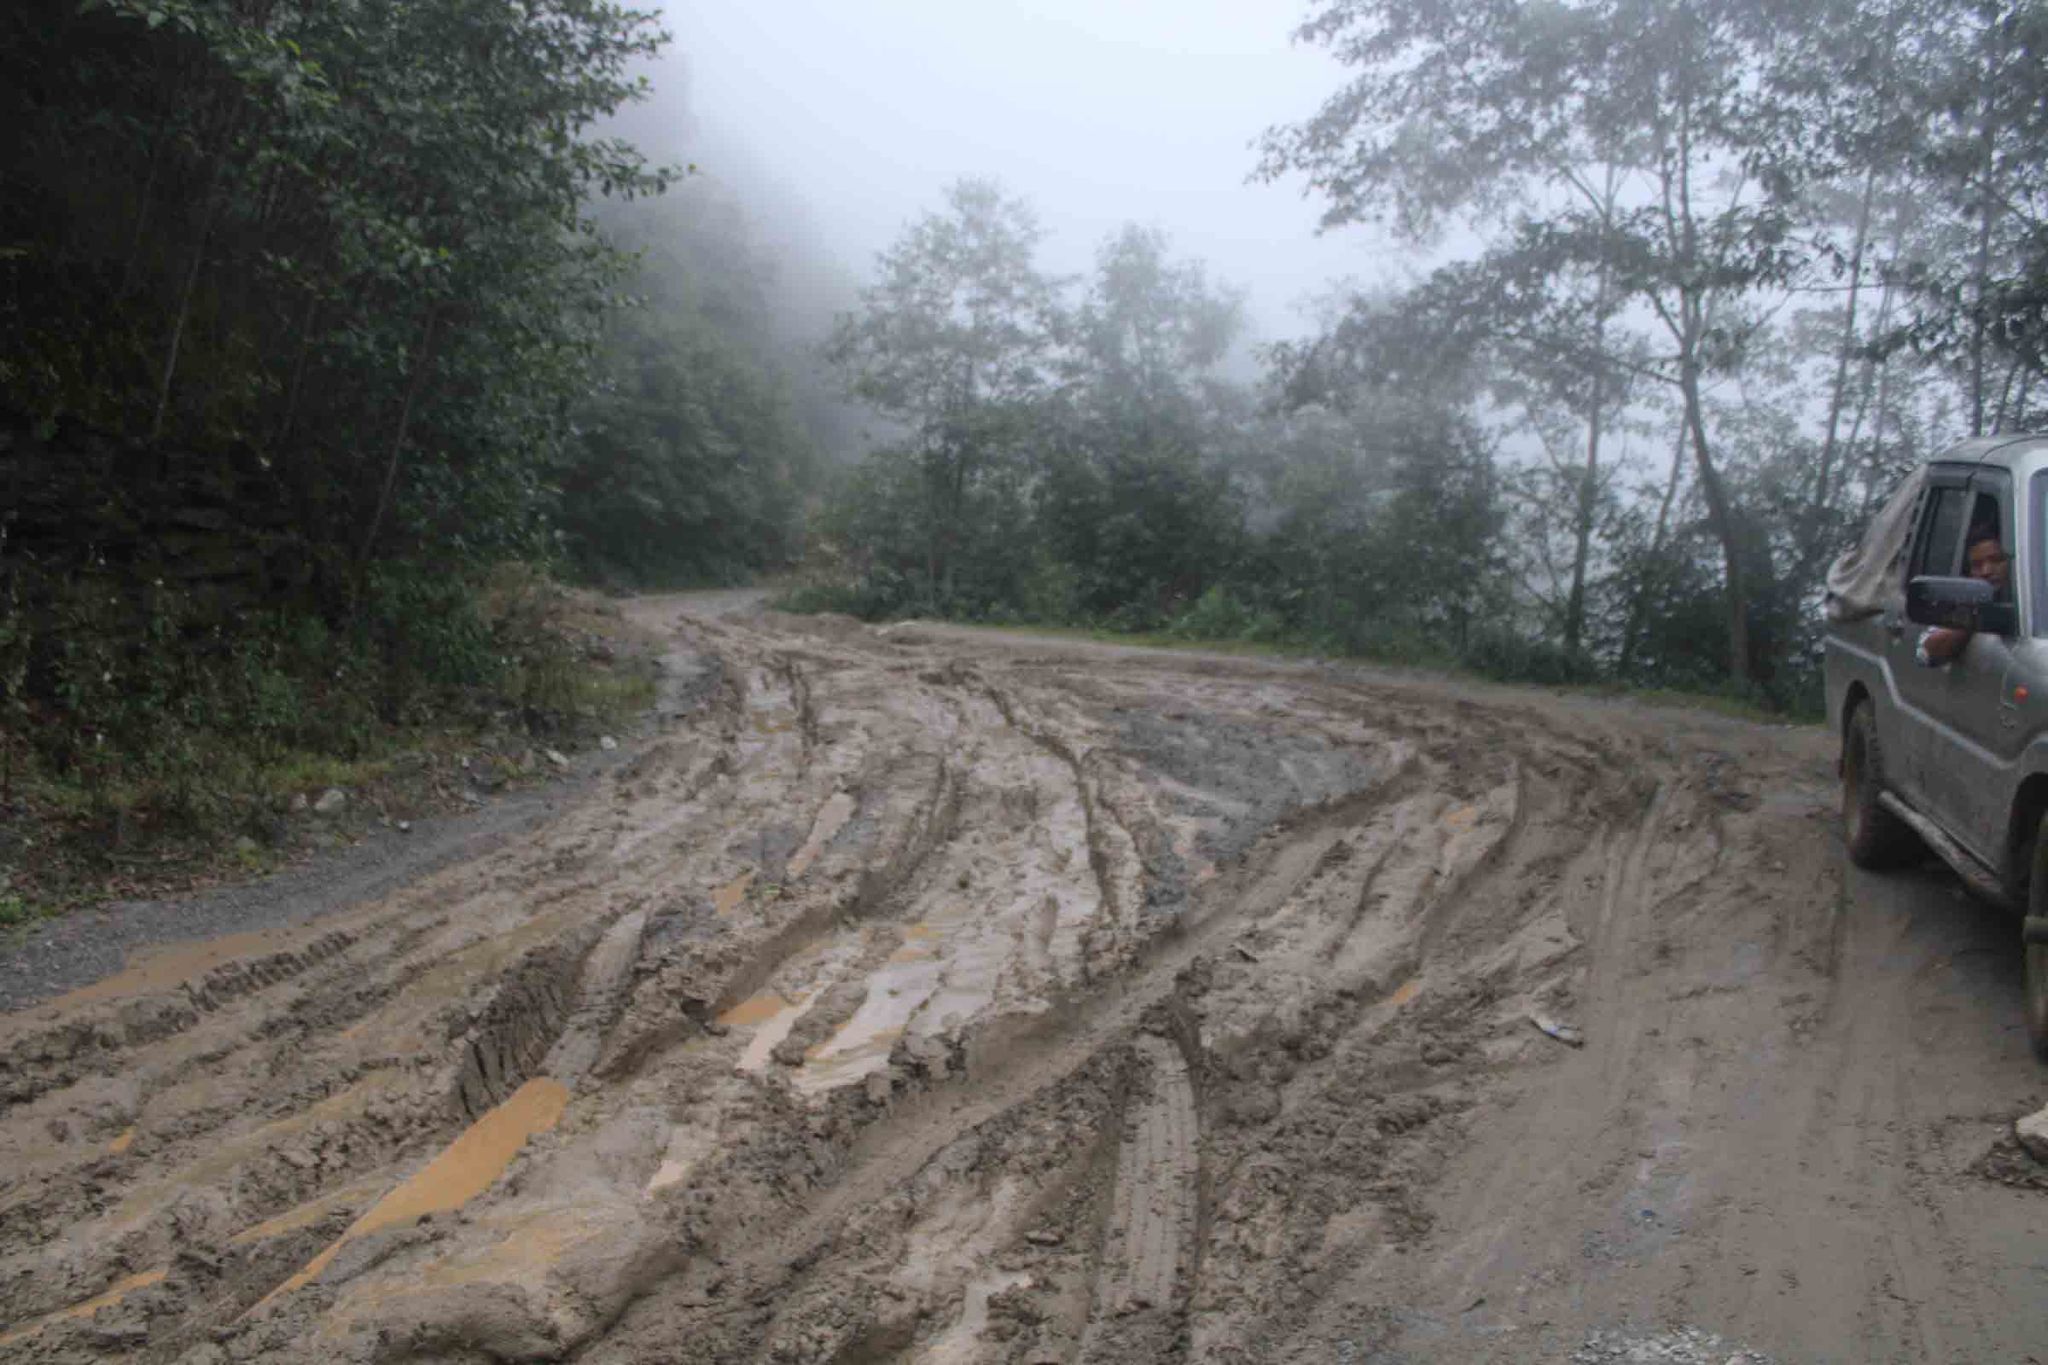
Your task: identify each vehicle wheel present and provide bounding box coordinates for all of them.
[1841,700,1916,869]
[2027,818,2048,1061]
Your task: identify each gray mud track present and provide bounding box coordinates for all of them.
[2,597,2044,1364]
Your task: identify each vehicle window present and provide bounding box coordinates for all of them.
[1966,488,2011,601]
[1914,485,1970,577]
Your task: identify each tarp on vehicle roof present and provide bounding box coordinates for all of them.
[1824,465,1926,622]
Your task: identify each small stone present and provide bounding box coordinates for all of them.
[312,788,348,816]
[288,792,309,814]
[600,735,618,751]
[1024,1229,1063,1247]
[545,749,570,770]
[1529,1012,1584,1048]
[2016,1103,2048,1162]
[396,820,412,834]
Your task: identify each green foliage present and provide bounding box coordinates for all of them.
[1,555,640,862]
[1165,588,1291,646]
[825,181,1062,614]
[0,0,682,888]
[553,191,817,588]
[0,885,43,929]
[1,0,669,578]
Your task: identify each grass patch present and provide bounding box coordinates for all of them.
[0,890,41,928]
[0,565,662,918]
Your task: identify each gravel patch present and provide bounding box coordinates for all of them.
[1572,1326,1778,1364]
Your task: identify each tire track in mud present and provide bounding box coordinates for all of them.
[0,625,791,1352]
[577,734,1510,1365]
[977,676,1143,949]
[1078,1031,1202,1363]
[3,601,1911,1365]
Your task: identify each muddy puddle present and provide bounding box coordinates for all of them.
[257,1077,570,1308]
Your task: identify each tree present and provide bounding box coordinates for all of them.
[1036,226,1247,622]
[1260,0,1822,685]
[0,0,671,592]
[551,187,819,587]
[826,180,1062,610]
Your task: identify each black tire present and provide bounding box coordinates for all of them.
[2027,817,2048,1061]
[1842,700,1917,869]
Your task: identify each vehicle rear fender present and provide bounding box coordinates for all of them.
[2007,769,2048,899]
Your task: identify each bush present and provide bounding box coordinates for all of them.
[0,552,639,863]
[1166,586,1251,640]
[1458,626,1603,687]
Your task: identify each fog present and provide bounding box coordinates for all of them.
[630,1,1393,347]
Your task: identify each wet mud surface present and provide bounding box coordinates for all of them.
[3,597,2045,1363]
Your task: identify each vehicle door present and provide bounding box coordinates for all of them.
[1911,471,2022,863]
[1886,465,1976,810]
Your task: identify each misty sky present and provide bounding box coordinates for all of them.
[649,1,1401,346]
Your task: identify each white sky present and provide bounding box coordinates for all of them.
[640,0,1405,346]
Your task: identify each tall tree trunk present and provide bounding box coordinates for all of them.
[1564,252,1613,658]
[1556,162,1624,660]
[1564,390,1600,656]
[1814,168,1878,534]
[149,186,226,443]
[355,309,440,593]
[1992,355,2022,432]
[1969,62,2000,436]
[269,293,320,466]
[1859,327,1900,527]
[120,141,164,299]
[1618,421,1689,679]
[149,112,242,443]
[1661,77,1750,684]
[921,441,946,614]
[1678,347,1750,685]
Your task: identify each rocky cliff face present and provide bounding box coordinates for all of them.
[1,409,325,625]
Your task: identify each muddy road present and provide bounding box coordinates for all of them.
[3,596,2044,1364]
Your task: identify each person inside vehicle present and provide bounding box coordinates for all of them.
[1917,524,2011,664]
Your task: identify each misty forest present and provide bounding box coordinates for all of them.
[4,0,2048,883]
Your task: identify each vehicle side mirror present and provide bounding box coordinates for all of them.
[1907,575,2019,635]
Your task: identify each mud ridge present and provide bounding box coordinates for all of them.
[0,927,359,1109]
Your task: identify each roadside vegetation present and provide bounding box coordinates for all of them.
[786,0,2048,718]
[0,2,810,913]
[6,0,2047,910]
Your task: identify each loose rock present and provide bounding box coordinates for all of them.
[2016,1102,2048,1163]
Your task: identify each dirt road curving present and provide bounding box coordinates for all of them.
[2,596,2043,1364]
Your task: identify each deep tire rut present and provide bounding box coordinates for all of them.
[1080,1032,1201,1361]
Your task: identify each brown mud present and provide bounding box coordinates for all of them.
[1,595,2044,1364]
